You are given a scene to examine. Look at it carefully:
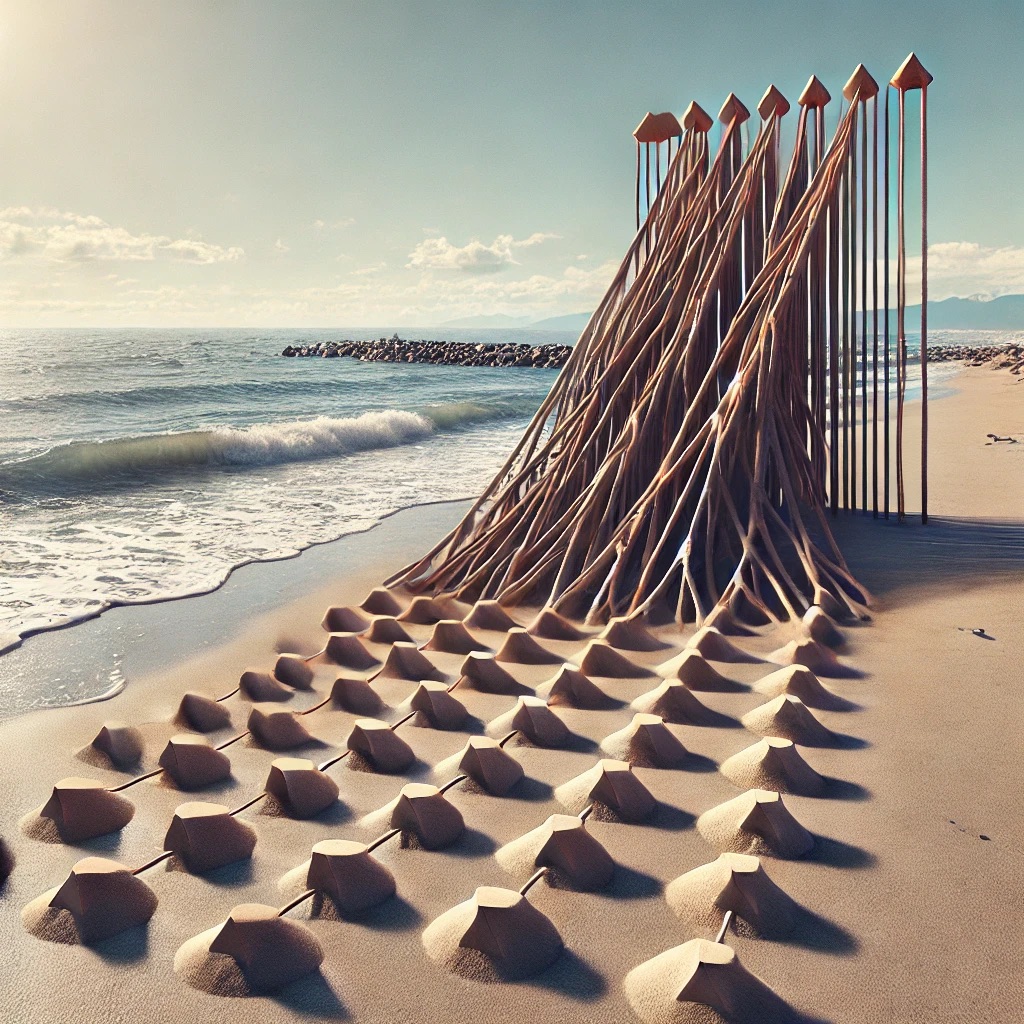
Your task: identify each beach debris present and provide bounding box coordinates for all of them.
[329,674,385,714]
[463,600,520,632]
[359,587,405,617]
[246,705,314,751]
[423,885,564,980]
[363,615,415,644]
[740,695,836,747]
[22,857,157,944]
[423,619,490,655]
[526,607,588,641]
[456,651,526,694]
[376,641,444,681]
[164,801,257,873]
[265,758,339,818]
[32,778,134,842]
[600,713,690,769]
[324,633,380,671]
[555,759,657,823]
[665,852,798,938]
[346,718,416,773]
[753,665,852,710]
[174,692,232,732]
[320,605,370,634]
[158,734,233,790]
[304,839,396,915]
[83,721,144,770]
[388,783,465,850]
[238,668,292,703]
[577,638,655,678]
[630,679,719,725]
[656,649,737,691]
[494,627,562,665]
[486,696,570,748]
[273,654,314,690]
[536,663,615,709]
[599,616,672,652]
[720,738,825,796]
[624,937,793,1024]
[408,681,469,730]
[696,789,814,858]
[496,814,615,891]
[175,903,324,995]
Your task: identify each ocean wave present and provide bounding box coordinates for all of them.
[0,401,529,489]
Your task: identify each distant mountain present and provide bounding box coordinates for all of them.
[439,313,532,329]
[528,311,592,332]
[902,294,1024,331]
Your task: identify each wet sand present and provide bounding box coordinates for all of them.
[0,367,1020,1024]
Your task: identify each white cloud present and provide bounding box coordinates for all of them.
[312,217,355,231]
[0,207,243,265]
[917,241,1024,299]
[274,238,290,254]
[406,231,559,273]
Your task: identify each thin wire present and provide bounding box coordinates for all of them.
[519,867,548,896]
[715,909,735,943]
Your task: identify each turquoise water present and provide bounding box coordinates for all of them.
[0,327,570,647]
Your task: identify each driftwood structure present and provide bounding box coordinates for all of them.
[389,57,932,626]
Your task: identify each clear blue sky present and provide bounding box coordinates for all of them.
[0,0,1020,326]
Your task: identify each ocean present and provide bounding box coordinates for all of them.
[0,325,974,655]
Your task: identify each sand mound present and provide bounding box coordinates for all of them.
[703,606,756,637]
[630,680,717,725]
[686,627,761,664]
[273,654,314,690]
[304,839,396,915]
[536,663,614,709]
[265,758,339,818]
[656,650,736,692]
[752,666,851,710]
[423,619,490,655]
[600,713,690,768]
[321,605,370,633]
[377,641,444,682]
[28,778,134,843]
[363,615,415,644]
[624,938,792,1024]
[22,857,157,944]
[767,637,842,674]
[740,695,835,747]
[803,605,844,647]
[174,692,232,732]
[422,885,563,981]
[494,628,562,665]
[486,696,570,748]
[457,652,526,694]
[238,669,292,703]
[324,634,381,672]
[555,759,657,823]
[696,789,814,859]
[164,802,257,873]
[665,853,797,939]
[247,705,313,751]
[79,721,144,770]
[359,587,404,617]
[437,736,524,796]
[578,639,655,678]
[397,595,452,625]
[464,600,519,632]
[719,738,824,796]
[346,719,415,773]
[330,674,385,714]
[599,616,673,652]
[175,903,324,995]
[526,607,587,641]
[0,836,13,883]
[408,681,469,730]
[388,783,465,850]
[158,734,233,790]
[496,813,615,891]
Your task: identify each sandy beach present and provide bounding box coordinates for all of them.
[0,366,1019,1023]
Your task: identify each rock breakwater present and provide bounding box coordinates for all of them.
[927,342,1023,375]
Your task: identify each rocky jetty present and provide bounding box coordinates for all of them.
[927,342,1023,375]
[281,334,571,369]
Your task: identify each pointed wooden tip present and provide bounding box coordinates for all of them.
[798,75,832,108]
[757,85,790,120]
[890,52,933,91]
[682,101,713,133]
[633,112,658,143]
[633,111,681,143]
[843,64,879,102]
[718,93,750,126]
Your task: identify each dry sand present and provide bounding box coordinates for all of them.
[0,367,1020,1023]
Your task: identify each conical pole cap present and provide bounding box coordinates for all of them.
[757,85,790,120]
[891,52,933,91]
[843,63,879,102]
[681,101,713,133]
[798,74,832,108]
[718,93,750,125]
